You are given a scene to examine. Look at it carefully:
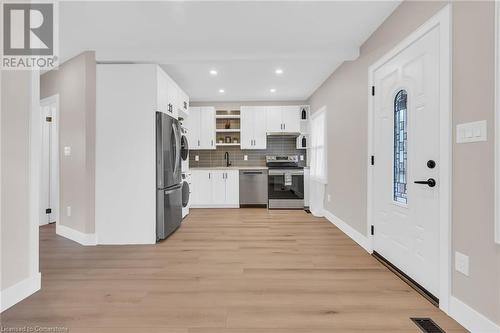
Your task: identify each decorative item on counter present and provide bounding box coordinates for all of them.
[301,136,307,148]
[233,137,238,143]
[225,136,231,143]
[301,108,307,120]
[224,120,231,129]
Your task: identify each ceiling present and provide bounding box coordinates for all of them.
[59,1,400,102]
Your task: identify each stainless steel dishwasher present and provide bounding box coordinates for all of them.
[239,169,268,207]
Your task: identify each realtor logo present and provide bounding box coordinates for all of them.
[1,2,58,70]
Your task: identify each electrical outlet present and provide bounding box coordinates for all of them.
[455,251,469,276]
[64,146,71,156]
[244,155,248,161]
[327,194,331,202]
[195,155,199,161]
[66,206,72,217]
[300,155,304,161]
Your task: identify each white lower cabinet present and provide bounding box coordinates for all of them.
[191,169,239,208]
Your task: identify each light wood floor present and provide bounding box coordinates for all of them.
[1,209,466,332]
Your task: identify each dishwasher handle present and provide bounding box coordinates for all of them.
[242,171,264,175]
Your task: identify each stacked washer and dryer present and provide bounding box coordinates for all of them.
[180,125,191,219]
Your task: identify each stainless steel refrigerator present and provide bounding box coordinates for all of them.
[156,112,183,241]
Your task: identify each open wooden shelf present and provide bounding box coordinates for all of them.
[216,129,240,133]
[216,143,240,146]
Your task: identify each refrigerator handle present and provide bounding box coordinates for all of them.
[172,123,181,176]
[156,112,164,188]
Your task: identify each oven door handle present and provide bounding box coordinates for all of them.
[268,170,304,176]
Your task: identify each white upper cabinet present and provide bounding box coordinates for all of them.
[186,106,201,148]
[156,67,169,114]
[187,106,216,150]
[240,106,267,150]
[156,66,187,119]
[281,105,300,133]
[266,106,282,133]
[266,106,300,133]
[177,88,189,115]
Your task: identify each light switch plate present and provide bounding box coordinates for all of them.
[195,155,199,161]
[66,206,72,217]
[244,155,248,161]
[64,146,71,156]
[327,194,331,202]
[300,155,304,161]
[455,251,469,276]
[456,120,487,143]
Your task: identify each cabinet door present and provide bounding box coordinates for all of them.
[211,171,226,205]
[200,107,216,150]
[266,106,282,133]
[187,107,201,149]
[156,68,168,114]
[178,89,189,114]
[191,170,211,205]
[166,76,178,119]
[253,107,267,149]
[224,170,239,206]
[240,106,254,149]
[281,105,300,133]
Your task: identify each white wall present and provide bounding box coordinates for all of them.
[95,64,157,244]
[308,0,500,329]
[1,71,41,312]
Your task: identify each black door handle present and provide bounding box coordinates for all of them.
[414,178,436,187]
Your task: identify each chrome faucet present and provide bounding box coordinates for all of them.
[224,152,232,167]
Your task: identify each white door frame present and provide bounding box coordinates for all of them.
[40,94,60,227]
[367,5,452,313]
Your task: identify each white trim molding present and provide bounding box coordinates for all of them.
[56,224,97,246]
[367,5,452,313]
[323,209,371,253]
[494,0,500,244]
[449,296,500,333]
[0,273,41,313]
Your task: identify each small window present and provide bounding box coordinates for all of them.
[394,90,408,204]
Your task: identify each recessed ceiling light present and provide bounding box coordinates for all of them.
[275,68,283,75]
[219,89,225,93]
[210,69,218,75]
[270,88,276,93]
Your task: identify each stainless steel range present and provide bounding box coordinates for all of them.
[266,155,304,209]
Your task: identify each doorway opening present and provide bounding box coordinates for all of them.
[40,94,59,227]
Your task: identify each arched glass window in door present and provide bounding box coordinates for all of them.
[394,90,408,204]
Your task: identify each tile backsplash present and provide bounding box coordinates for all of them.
[189,136,307,168]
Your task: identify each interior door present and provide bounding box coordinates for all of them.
[41,98,59,225]
[372,26,440,296]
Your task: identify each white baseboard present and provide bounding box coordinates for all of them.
[190,205,240,209]
[322,209,372,252]
[449,296,500,333]
[56,224,97,246]
[0,272,41,313]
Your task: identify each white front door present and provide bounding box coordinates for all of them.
[372,26,440,297]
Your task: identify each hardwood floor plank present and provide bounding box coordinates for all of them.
[1,209,466,332]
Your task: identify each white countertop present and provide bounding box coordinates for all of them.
[190,166,268,170]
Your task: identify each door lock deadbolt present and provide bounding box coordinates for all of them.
[427,160,436,169]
